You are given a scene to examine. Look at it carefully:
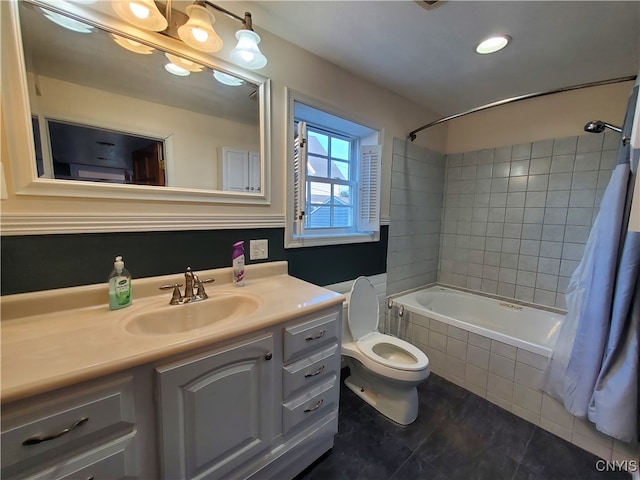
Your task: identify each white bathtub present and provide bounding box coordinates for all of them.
[392,285,564,357]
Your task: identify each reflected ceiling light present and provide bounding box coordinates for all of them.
[111,33,155,54]
[213,70,244,86]
[110,1,268,70]
[111,0,168,32]
[40,8,94,33]
[164,63,191,76]
[178,4,223,53]
[165,53,205,72]
[475,35,511,54]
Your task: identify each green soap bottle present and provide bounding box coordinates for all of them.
[108,256,132,310]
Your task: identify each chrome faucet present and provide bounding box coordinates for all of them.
[159,267,215,305]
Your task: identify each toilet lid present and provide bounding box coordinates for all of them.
[348,276,379,341]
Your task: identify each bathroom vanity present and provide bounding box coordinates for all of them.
[0,262,343,479]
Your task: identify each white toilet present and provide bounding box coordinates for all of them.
[341,276,430,425]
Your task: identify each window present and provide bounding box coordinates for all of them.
[286,90,381,248]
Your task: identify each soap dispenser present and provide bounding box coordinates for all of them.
[108,256,132,310]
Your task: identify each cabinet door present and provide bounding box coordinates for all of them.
[248,152,261,192]
[157,334,274,480]
[221,148,249,192]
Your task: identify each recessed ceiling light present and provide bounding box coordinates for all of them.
[475,35,511,55]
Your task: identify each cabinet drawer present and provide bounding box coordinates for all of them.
[283,311,339,363]
[30,432,135,480]
[1,377,134,474]
[282,343,339,400]
[282,377,338,436]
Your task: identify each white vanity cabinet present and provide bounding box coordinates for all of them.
[155,305,342,480]
[0,376,137,480]
[156,333,275,480]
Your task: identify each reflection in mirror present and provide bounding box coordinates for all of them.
[18,1,263,193]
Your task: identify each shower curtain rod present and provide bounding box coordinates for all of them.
[408,75,637,141]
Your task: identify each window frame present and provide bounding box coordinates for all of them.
[285,88,382,249]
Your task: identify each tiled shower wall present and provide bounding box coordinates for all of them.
[438,132,621,309]
[387,138,446,296]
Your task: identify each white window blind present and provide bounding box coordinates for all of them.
[293,121,307,236]
[357,145,381,232]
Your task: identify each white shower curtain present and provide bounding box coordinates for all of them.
[542,82,639,443]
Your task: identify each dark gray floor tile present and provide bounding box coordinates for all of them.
[519,428,631,480]
[445,392,536,463]
[418,373,471,415]
[415,417,520,480]
[390,452,449,480]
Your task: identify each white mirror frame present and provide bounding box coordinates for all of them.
[2,0,271,209]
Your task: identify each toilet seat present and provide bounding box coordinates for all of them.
[357,332,429,372]
[348,277,429,372]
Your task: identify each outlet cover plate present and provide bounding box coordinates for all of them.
[249,239,268,260]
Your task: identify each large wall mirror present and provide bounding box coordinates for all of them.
[3,0,271,204]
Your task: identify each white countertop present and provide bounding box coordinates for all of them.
[0,262,344,404]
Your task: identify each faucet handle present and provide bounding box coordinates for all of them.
[160,283,184,305]
[195,278,215,299]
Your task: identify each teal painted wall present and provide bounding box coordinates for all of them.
[1,227,388,295]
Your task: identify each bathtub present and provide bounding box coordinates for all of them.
[392,285,564,357]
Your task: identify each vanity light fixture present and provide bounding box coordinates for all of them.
[475,35,511,55]
[112,0,168,32]
[177,3,223,53]
[41,8,94,33]
[165,53,205,72]
[213,70,244,86]
[110,0,268,69]
[111,34,155,54]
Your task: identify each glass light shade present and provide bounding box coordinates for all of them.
[230,30,267,70]
[111,0,168,32]
[475,35,510,54]
[164,63,190,76]
[165,53,204,72]
[177,4,223,53]
[213,70,244,86]
[111,33,155,54]
[41,8,94,33]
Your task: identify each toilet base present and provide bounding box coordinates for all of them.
[343,357,426,425]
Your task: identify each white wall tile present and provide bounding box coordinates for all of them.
[447,337,468,361]
[491,340,517,359]
[487,373,514,402]
[468,332,491,350]
[489,353,516,380]
[513,383,543,415]
[541,394,575,430]
[515,362,544,390]
[467,344,490,369]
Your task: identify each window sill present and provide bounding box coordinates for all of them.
[285,231,379,249]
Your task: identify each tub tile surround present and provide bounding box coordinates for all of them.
[439,131,621,309]
[388,306,640,469]
[388,138,446,296]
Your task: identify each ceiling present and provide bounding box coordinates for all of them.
[243,0,640,118]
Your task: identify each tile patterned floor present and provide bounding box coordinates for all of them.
[296,369,631,480]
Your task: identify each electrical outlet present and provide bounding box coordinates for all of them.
[249,239,268,260]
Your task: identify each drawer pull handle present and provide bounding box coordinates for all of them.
[22,417,89,446]
[304,398,324,413]
[305,330,326,342]
[304,365,325,378]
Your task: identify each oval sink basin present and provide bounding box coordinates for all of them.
[125,293,260,335]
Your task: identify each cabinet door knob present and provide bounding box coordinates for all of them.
[22,417,89,445]
[264,352,273,361]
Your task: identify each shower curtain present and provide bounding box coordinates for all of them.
[542,82,639,443]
